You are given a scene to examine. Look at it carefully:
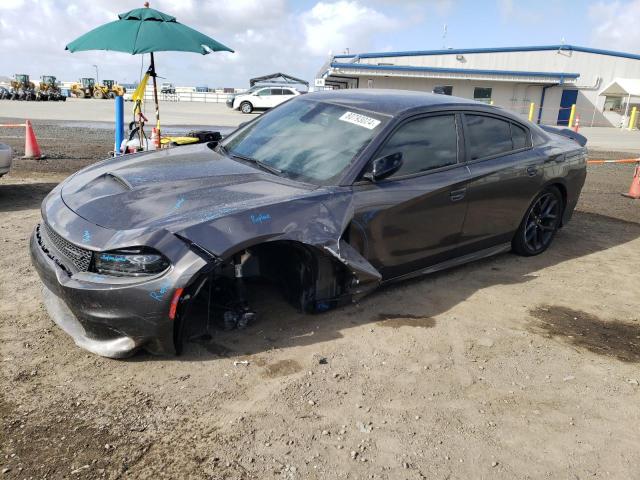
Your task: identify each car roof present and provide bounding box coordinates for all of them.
[305,88,484,116]
[253,84,298,89]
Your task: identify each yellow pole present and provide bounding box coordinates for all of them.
[628,106,638,131]
[528,102,535,122]
[568,104,576,128]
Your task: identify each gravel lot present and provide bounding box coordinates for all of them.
[1,119,639,479]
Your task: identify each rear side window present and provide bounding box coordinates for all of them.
[377,115,458,177]
[465,115,513,160]
[511,123,528,150]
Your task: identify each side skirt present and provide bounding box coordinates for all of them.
[382,243,512,286]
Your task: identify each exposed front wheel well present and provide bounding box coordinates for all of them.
[173,241,352,353]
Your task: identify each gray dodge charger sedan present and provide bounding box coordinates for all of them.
[30,89,587,358]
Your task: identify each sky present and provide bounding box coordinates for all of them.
[1,0,639,88]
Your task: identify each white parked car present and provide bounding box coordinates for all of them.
[0,143,13,178]
[227,86,300,114]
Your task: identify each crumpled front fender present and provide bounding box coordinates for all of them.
[174,189,382,302]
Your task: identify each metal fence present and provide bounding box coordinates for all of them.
[155,91,233,103]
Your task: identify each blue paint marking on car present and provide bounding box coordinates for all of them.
[202,207,237,222]
[150,282,172,302]
[100,254,128,263]
[174,197,185,210]
[82,230,91,242]
[250,213,271,224]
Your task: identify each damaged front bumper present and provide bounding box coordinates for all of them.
[29,227,206,358]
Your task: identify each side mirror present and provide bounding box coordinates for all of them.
[363,152,403,182]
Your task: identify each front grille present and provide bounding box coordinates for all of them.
[37,223,92,272]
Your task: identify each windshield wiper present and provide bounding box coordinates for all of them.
[228,151,282,175]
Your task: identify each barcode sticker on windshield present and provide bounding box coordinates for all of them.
[339,111,381,130]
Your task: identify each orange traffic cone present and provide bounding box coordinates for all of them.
[24,120,44,159]
[573,115,580,133]
[622,164,640,199]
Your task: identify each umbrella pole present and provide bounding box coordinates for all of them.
[150,52,160,146]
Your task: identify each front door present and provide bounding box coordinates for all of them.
[557,89,578,126]
[350,113,470,279]
[253,88,273,108]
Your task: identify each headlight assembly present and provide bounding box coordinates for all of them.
[92,248,170,276]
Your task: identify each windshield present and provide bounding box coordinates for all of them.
[221,98,388,184]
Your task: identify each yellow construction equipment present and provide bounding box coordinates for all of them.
[37,76,65,102]
[93,80,126,99]
[71,78,96,99]
[105,80,126,98]
[10,74,36,101]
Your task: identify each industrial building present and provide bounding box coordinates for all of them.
[317,45,640,128]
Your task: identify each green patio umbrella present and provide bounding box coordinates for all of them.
[66,2,233,139]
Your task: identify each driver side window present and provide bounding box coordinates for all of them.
[377,115,458,178]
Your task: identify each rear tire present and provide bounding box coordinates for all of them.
[512,186,563,256]
[240,101,253,114]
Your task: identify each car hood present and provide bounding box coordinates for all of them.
[60,143,317,231]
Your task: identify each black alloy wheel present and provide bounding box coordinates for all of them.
[513,186,563,256]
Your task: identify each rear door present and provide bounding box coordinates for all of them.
[350,113,471,279]
[281,88,298,102]
[458,112,543,251]
[266,88,283,108]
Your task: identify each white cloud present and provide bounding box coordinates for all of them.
[301,1,399,56]
[0,0,408,87]
[371,0,453,16]
[588,0,640,53]
[0,0,25,9]
[497,0,542,23]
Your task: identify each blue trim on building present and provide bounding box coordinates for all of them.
[329,62,580,80]
[333,44,640,62]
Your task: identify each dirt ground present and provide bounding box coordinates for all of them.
[1,121,639,479]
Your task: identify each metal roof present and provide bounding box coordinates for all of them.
[333,44,640,62]
[328,62,579,84]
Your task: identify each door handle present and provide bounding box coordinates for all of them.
[526,165,538,177]
[450,188,466,202]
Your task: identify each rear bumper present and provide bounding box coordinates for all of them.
[29,226,206,358]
